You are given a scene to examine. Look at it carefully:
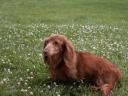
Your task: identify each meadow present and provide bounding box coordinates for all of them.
[0,0,128,96]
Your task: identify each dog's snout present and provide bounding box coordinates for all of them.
[43,48,48,55]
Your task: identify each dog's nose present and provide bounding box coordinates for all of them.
[43,49,48,55]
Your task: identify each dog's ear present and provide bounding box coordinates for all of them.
[63,39,76,67]
[63,40,74,61]
[63,39,77,79]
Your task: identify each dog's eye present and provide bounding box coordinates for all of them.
[53,41,58,45]
[46,40,50,44]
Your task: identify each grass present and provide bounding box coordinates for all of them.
[0,0,128,96]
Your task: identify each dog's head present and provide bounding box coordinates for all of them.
[43,34,76,66]
[43,34,66,56]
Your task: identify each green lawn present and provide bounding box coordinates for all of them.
[0,0,128,96]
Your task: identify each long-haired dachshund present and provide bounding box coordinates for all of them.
[42,34,122,96]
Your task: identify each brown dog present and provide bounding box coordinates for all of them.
[42,34,122,96]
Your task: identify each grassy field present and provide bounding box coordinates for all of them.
[0,0,128,96]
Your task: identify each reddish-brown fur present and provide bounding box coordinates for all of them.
[42,34,122,96]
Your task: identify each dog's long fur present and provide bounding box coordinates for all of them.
[43,34,122,96]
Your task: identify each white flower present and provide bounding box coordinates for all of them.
[3,78,7,82]
[17,82,21,85]
[30,77,33,79]
[8,69,10,71]
[30,72,33,75]
[57,94,60,96]
[28,53,31,56]
[40,38,43,42]
[8,69,12,74]
[19,77,23,81]
[78,85,81,88]
[93,46,96,49]
[24,82,27,85]
[25,79,28,82]
[27,69,30,72]
[47,85,50,89]
[56,92,61,96]
[27,77,31,79]
[43,84,46,86]
[33,65,36,69]
[30,91,33,95]
[0,81,4,85]
[1,59,4,62]
[21,89,27,92]
[39,53,42,57]
[28,86,31,89]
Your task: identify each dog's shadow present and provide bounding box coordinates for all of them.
[40,78,98,96]
[39,78,122,96]
[41,78,89,86]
